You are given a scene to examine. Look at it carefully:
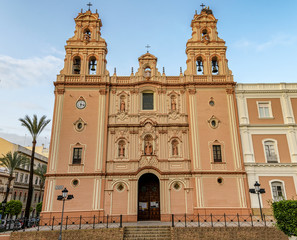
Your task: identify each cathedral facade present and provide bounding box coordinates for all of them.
[42,7,251,220]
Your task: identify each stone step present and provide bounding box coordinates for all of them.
[124,238,171,240]
[124,229,170,234]
[123,226,171,240]
[124,233,171,236]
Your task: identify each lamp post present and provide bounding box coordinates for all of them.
[1,200,6,221]
[249,181,265,220]
[57,188,74,240]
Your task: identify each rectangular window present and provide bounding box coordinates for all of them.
[265,142,278,163]
[213,145,222,162]
[15,172,19,182]
[258,102,272,118]
[24,174,28,183]
[142,93,154,110]
[272,182,285,201]
[20,173,24,183]
[72,148,82,164]
[35,177,38,185]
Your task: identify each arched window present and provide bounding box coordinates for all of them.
[264,140,278,163]
[84,28,91,41]
[271,181,285,201]
[118,140,126,157]
[172,140,179,156]
[211,56,219,75]
[144,67,151,78]
[144,135,153,155]
[88,57,97,75]
[73,57,81,74]
[196,56,203,75]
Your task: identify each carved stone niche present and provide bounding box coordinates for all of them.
[116,91,130,121]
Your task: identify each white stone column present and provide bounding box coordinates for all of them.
[281,93,294,124]
[240,127,254,163]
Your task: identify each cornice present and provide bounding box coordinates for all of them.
[54,81,236,88]
[45,169,246,178]
[240,124,297,128]
[245,163,297,167]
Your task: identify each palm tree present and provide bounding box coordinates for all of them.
[0,151,29,202]
[19,115,50,222]
[34,164,47,203]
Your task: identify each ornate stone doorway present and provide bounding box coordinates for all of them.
[138,173,160,221]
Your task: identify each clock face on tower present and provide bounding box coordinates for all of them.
[76,99,86,109]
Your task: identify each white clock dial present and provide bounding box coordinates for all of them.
[76,100,86,109]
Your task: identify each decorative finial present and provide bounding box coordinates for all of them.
[131,67,134,74]
[114,67,116,74]
[87,2,92,11]
[81,8,83,13]
[145,44,151,53]
[200,3,205,9]
[180,67,182,74]
[96,9,98,14]
[163,67,165,74]
[195,10,197,15]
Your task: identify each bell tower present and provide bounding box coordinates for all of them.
[59,9,108,77]
[185,7,233,81]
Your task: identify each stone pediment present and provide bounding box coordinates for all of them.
[138,52,157,61]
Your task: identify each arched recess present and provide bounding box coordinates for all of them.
[138,173,160,221]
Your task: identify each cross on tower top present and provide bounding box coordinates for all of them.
[145,44,151,53]
[87,2,92,11]
[200,3,205,9]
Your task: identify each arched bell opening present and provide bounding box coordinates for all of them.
[88,56,97,75]
[196,56,204,75]
[138,173,160,221]
[211,56,219,75]
[73,56,81,74]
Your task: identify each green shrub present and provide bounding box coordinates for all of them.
[5,200,22,216]
[272,199,297,237]
[36,202,42,214]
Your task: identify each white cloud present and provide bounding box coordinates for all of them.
[0,55,63,89]
[233,34,297,51]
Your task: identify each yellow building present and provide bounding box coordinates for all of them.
[0,137,48,215]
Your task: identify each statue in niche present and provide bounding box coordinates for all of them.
[172,140,178,156]
[171,97,177,111]
[120,99,125,112]
[118,142,125,157]
[145,141,153,155]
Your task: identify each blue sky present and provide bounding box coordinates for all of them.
[1,0,297,147]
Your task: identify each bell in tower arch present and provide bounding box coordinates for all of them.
[196,57,203,74]
[211,57,219,74]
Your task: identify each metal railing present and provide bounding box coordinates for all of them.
[171,213,275,227]
[0,213,275,232]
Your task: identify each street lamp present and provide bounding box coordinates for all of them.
[249,181,265,220]
[1,200,6,221]
[57,188,74,240]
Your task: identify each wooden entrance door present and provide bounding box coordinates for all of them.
[138,174,160,221]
